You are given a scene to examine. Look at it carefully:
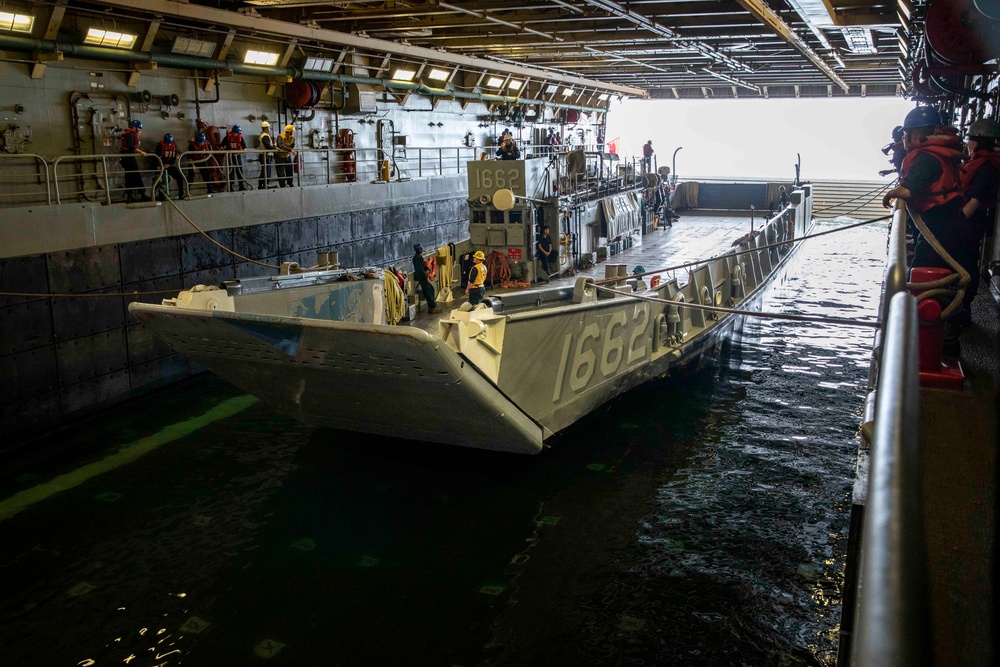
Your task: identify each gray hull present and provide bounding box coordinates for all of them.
[131,195,811,454]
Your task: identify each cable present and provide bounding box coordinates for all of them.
[485,250,511,287]
[812,182,893,215]
[163,197,281,270]
[383,269,406,325]
[592,283,880,329]
[0,289,184,298]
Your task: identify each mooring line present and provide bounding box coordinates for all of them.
[592,283,880,329]
[163,197,282,270]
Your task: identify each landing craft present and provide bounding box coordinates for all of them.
[131,155,813,453]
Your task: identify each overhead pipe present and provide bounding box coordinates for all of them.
[0,34,608,114]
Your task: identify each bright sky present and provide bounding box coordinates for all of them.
[605,96,915,181]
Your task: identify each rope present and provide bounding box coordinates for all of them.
[163,197,281,270]
[602,214,891,285]
[592,283,880,329]
[485,250,512,287]
[0,289,183,298]
[383,269,406,325]
[903,203,969,320]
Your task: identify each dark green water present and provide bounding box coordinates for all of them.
[0,218,885,666]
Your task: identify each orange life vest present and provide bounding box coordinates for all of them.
[960,149,1000,190]
[899,132,964,213]
[156,141,177,162]
[226,132,244,151]
[120,127,140,153]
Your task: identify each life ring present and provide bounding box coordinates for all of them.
[425,255,437,280]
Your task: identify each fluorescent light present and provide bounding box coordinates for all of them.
[545,84,558,94]
[486,76,504,88]
[427,68,450,81]
[562,87,573,96]
[171,37,215,58]
[391,68,416,81]
[598,93,609,101]
[0,12,34,33]
[507,80,522,91]
[304,57,335,72]
[84,28,136,49]
[244,49,279,66]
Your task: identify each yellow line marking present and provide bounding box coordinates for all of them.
[0,395,258,522]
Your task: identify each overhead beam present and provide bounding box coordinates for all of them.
[82,0,646,96]
[732,0,850,91]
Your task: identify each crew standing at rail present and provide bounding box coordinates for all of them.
[778,185,790,208]
[882,106,978,321]
[186,132,219,193]
[225,124,248,191]
[960,118,1000,321]
[642,140,654,172]
[466,250,487,306]
[120,119,149,203]
[258,121,274,189]
[412,243,442,314]
[154,133,185,200]
[276,124,296,188]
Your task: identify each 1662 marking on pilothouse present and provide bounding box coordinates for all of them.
[472,168,521,191]
[552,302,651,401]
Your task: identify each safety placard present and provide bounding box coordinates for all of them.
[507,248,522,260]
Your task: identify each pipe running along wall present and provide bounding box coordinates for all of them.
[0,35,610,115]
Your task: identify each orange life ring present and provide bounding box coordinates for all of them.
[425,256,437,280]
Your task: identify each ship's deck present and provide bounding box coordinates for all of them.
[921,283,998,665]
[405,213,758,334]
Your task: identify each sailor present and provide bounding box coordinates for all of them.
[959,118,1000,322]
[496,135,520,160]
[276,124,296,187]
[642,140,654,172]
[186,131,220,193]
[412,243,442,314]
[535,225,553,282]
[632,265,647,291]
[882,106,977,322]
[778,185,790,208]
[120,119,149,202]
[258,121,275,189]
[154,133,185,200]
[879,125,906,177]
[466,250,487,306]
[225,124,248,191]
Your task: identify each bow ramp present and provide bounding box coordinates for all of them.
[129,304,546,455]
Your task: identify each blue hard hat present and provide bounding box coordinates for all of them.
[130,119,142,129]
[232,125,242,134]
[195,132,206,143]
[163,133,174,143]
[902,106,941,131]
[633,265,645,274]
[413,243,423,251]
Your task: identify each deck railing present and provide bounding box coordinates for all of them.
[0,145,493,207]
[846,203,931,666]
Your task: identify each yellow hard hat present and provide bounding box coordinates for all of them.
[284,124,295,133]
[473,250,485,260]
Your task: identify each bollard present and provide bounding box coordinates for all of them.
[916,298,943,373]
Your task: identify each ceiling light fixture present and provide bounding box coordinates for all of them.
[244,49,279,66]
[171,37,216,58]
[0,11,34,33]
[84,28,136,49]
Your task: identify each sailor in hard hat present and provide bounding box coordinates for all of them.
[258,121,275,189]
[466,250,488,306]
[413,243,442,314]
[275,123,296,187]
[120,119,149,202]
[959,118,1000,323]
[632,265,647,291]
[883,106,976,329]
[778,185,790,209]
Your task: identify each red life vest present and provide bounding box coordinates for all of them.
[120,127,140,153]
[960,149,1000,190]
[900,131,964,213]
[156,141,177,162]
[226,132,244,151]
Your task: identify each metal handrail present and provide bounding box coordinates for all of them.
[52,153,163,205]
[849,202,931,666]
[0,153,52,205]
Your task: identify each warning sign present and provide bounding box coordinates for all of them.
[507,248,522,260]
